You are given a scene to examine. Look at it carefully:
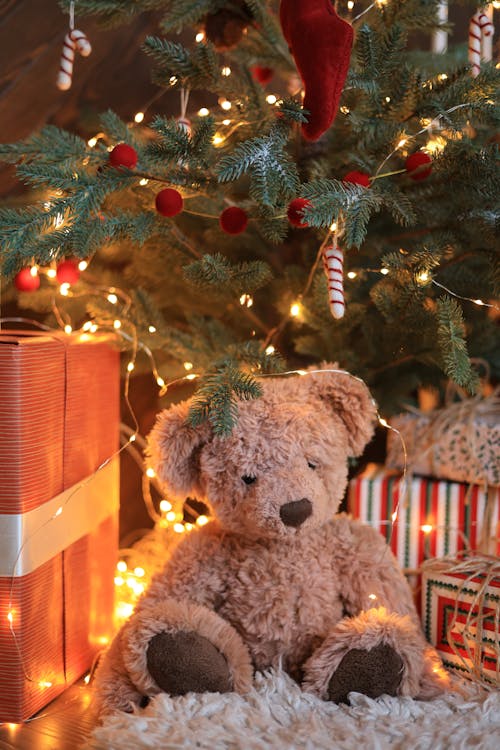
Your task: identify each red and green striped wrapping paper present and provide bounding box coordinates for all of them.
[422,568,500,685]
[0,331,120,722]
[347,464,500,572]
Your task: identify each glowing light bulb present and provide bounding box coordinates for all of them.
[127,362,135,372]
[60,283,70,296]
[166,511,176,522]
[347,0,354,8]
[397,137,407,149]
[221,66,231,76]
[266,94,277,105]
[186,373,197,381]
[421,524,433,534]
[64,324,72,334]
[134,112,145,123]
[380,267,389,275]
[438,73,448,81]
[78,260,88,271]
[347,271,357,279]
[139,178,149,186]
[183,361,194,370]
[156,376,165,388]
[368,593,377,600]
[148,325,157,333]
[340,106,350,114]
[113,320,122,329]
[89,324,98,333]
[197,515,209,526]
[290,302,301,317]
[265,345,275,355]
[222,119,231,126]
[297,369,308,376]
[29,266,38,277]
[160,500,172,512]
[117,561,127,572]
[47,268,57,278]
[38,681,52,688]
[134,567,145,577]
[385,96,391,103]
[195,31,205,42]
[220,100,232,111]
[379,417,389,428]
[107,293,118,304]
[185,522,194,531]
[146,468,155,478]
[116,602,134,619]
[212,134,224,146]
[169,76,178,86]
[474,299,485,306]
[7,611,13,624]
[114,576,124,586]
[198,108,210,117]
[84,674,91,685]
[82,321,92,331]
[173,523,185,533]
[239,293,253,307]
[330,221,337,232]
[129,434,136,443]
[88,137,98,147]
[417,271,429,283]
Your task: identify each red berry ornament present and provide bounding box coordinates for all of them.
[344,170,371,188]
[219,206,248,235]
[287,198,311,228]
[56,259,80,285]
[405,151,432,181]
[14,268,40,292]
[251,66,274,85]
[155,188,184,217]
[109,143,138,169]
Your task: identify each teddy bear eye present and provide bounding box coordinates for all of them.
[241,475,257,485]
[307,461,317,470]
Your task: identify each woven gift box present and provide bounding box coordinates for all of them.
[385,390,500,486]
[0,330,120,722]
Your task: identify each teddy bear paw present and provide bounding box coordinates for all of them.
[146,630,232,696]
[327,643,403,704]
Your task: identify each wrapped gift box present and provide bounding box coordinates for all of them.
[385,393,500,486]
[422,562,500,686]
[0,331,120,722]
[348,464,500,573]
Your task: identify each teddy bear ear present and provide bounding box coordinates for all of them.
[301,364,377,456]
[146,400,210,503]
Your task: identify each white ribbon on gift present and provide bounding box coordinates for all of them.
[0,457,119,577]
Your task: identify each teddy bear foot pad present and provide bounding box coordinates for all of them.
[327,643,403,704]
[146,630,232,696]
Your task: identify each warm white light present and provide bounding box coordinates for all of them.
[197,515,209,526]
[107,293,118,304]
[222,119,231,126]
[7,612,13,624]
[134,567,145,577]
[113,320,122,329]
[438,73,448,81]
[47,268,57,278]
[87,137,98,147]
[38,681,53,688]
[84,674,91,685]
[134,111,145,123]
[221,66,231,76]
[60,283,70,296]
[55,506,63,517]
[421,524,433,534]
[156,376,165,388]
[265,345,275,355]
[195,31,205,42]
[166,511,176,522]
[347,271,357,279]
[54,213,64,228]
[116,602,134,619]
[82,321,92,331]
[347,0,354,8]
[220,100,232,111]
[330,221,337,232]
[127,362,135,372]
[290,302,301,317]
[117,561,127,572]
[114,576,124,586]
[340,106,350,114]
[185,373,197,381]
[297,369,308,376]
[198,108,210,117]
[380,267,389,275]
[173,523,185,533]
[417,271,429,283]
[266,94,277,105]
[379,417,389,428]
[391,510,398,522]
[368,593,377,600]
[385,96,391,103]
[78,260,88,271]
[474,299,485,306]
[160,500,172,512]
[213,134,224,146]
[89,324,98,333]
[129,434,136,443]
[183,361,194,370]
[148,325,157,333]
[185,522,193,531]
[30,266,38,277]
[146,468,155,478]
[139,178,149,186]
[64,324,72,334]
[239,293,253,307]
[397,137,407,149]
[169,76,178,86]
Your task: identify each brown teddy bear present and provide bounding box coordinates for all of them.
[93,366,449,714]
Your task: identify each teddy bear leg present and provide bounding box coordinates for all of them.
[120,598,254,700]
[92,628,146,715]
[303,606,447,703]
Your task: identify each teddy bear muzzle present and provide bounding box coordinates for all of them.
[279,498,312,527]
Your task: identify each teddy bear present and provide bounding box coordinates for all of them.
[93,365,449,714]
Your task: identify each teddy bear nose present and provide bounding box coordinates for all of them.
[279,498,312,527]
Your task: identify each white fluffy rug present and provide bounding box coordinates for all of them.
[85,670,500,749]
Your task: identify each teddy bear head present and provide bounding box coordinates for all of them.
[147,366,376,541]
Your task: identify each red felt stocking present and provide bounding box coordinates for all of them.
[280,0,353,141]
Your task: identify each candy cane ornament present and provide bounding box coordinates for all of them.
[57,29,92,91]
[468,10,494,77]
[323,244,345,319]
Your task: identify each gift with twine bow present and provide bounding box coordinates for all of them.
[386,387,500,488]
[422,553,500,688]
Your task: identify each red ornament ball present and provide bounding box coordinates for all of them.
[219,206,248,235]
[251,66,274,85]
[14,267,40,292]
[405,151,432,181]
[56,259,80,285]
[287,198,311,228]
[155,188,184,217]
[109,143,138,169]
[344,170,371,188]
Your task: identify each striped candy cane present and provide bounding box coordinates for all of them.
[469,10,494,77]
[323,244,345,319]
[57,29,92,91]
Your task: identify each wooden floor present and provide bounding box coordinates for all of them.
[0,680,96,750]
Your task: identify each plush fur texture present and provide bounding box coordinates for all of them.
[93,365,449,716]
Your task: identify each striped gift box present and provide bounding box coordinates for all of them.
[0,331,120,722]
[348,464,500,572]
[422,567,500,686]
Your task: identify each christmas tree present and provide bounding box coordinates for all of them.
[0,0,498,433]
